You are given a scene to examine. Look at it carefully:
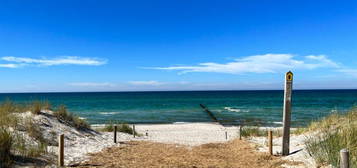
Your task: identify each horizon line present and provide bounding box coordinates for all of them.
[1,88,357,94]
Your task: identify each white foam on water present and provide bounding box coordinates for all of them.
[273,121,283,125]
[99,112,120,115]
[224,107,250,113]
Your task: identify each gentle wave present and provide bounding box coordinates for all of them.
[99,112,120,115]
[224,107,249,113]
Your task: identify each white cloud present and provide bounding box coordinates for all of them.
[68,82,115,87]
[337,69,357,77]
[0,64,22,68]
[128,81,165,86]
[149,54,339,74]
[0,56,107,68]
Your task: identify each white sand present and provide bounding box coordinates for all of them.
[133,122,240,146]
[15,111,318,167]
[248,128,318,168]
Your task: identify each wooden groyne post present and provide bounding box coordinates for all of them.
[282,71,293,156]
[58,134,64,167]
[114,125,117,143]
[268,130,273,155]
[199,104,218,122]
[340,149,350,168]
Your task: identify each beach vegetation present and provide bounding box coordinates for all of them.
[0,100,81,166]
[305,108,357,167]
[30,101,42,115]
[53,105,90,130]
[100,122,139,135]
[240,126,268,137]
[0,127,13,168]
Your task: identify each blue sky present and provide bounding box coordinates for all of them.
[0,0,356,92]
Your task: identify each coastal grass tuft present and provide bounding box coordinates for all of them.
[53,105,90,130]
[100,122,139,135]
[0,127,13,168]
[305,108,357,167]
[240,126,268,137]
[30,101,42,115]
[0,99,82,167]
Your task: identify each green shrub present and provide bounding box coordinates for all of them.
[0,128,13,167]
[53,105,90,130]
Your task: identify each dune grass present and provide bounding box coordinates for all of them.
[305,108,357,167]
[0,99,88,166]
[240,126,268,137]
[99,121,139,135]
[0,127,13,167]
[53,105,90,130]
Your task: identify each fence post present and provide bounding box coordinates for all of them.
[58,134,64,167]
[282,71,293,156]
[340,149,350,168]
[225,131,228,140]
[239,126,242,140]
[133,125,136,138]
[268,130,273,155]
[114,125,117,143]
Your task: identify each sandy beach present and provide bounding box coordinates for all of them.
[66,123,313,168]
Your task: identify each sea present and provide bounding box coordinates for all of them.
[1,90,356,127]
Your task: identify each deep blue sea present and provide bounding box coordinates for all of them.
[1,90,356,127]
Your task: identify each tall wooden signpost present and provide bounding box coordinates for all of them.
[282,71,293,156]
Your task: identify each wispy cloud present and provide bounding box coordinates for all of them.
[68,82,116,87]
[0,64,22,68]
[0,56,107,68]
[148,54,339,74]
[337,69,357,77]
[128,80,166,86]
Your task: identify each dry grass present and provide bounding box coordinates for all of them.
[76,139,299,168]
[53,105,90,130]
[305,108,357,167]
[0,127,13,167]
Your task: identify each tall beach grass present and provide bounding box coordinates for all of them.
[305,108,357,167]
[0,99,89,167]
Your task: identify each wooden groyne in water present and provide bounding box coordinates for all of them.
[200,104,218,122]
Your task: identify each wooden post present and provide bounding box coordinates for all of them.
[239,126,242,140]
[268,130,273,155]
[340,149,350,168]
[225,131,228,140]
[114,125,117,143]
[58,134,64,167]
[133,125,136,138]
[282,71,293,156]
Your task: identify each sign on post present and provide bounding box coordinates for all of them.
[282,71,293,156]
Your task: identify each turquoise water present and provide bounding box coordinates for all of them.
[1,90,357,127]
